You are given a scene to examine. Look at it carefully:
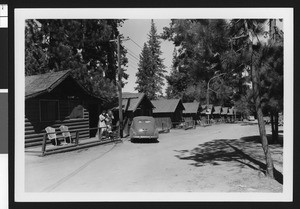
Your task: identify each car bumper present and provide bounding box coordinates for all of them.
[131,135,158,139]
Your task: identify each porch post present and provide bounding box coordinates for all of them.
[41,134,47,156]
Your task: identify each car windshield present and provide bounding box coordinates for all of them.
[138,120,151,124]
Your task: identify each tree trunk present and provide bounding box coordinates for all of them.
[270,111,279,144]
[251,64,275,178]
[270,112,275,144]
[245,19,275,177]
[274,111,279,143]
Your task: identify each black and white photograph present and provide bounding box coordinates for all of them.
[14,8,293,202]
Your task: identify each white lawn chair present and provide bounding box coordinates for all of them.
[45,126,60,146]
[59,125,72,144]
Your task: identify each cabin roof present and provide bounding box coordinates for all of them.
[227,107,235,115]
[151,99,185,113]
[25,70,101,100]
[213,106,222,114]
[221,107,229,115]
[183,102,200,114]
[121,92,154,112]
[200,104,214,114]
[26,70,71,99]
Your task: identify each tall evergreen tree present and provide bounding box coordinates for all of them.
[135,43,157,99]
[227,19,276,178]
[163,18,283,178]
[260,41,283,143]
[162,19,232,103]
[25,19,128,105]
[165,48,194,100]
[135,20,166,99]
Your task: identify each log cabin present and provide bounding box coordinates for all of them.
[113,92,154,136]
[182,102,201,123]
[200,104,214,124]
[151,99,185,128]
[25,70,103,147]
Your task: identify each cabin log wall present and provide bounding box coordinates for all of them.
[25,99,90,147]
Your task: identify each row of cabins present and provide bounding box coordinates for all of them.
[116,94,185,135]
[25,70,237,147]
[197,104,237,123]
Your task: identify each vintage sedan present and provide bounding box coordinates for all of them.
[130,116,159,141]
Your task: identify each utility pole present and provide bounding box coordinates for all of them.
[110,35,129,138]
[117,35,123,138]
[206,73,226,124]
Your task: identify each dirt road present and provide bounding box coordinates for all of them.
[25,123,283,193]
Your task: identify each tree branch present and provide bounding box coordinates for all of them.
[231,34,249,40]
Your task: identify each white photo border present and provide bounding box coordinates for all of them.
[15,8,293,202]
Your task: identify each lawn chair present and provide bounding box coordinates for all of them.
[45,126,61,146]
[59,125,72,144]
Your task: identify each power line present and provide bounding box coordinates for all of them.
[127,51,139,60]
[125,56,139,65]
[129,38,143,49]
[126,53,139,62]
[128,64,138,70]
[126,59,139,67]
[125,47,140,60]
[127,61,139,69]
[127,52,140,62]
[127,58,138,65]
[126,57,139,65]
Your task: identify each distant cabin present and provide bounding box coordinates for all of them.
[115,92,154,136]
[200,104,214,114]
[221,107,229,117]
[25,70,103,147]
[213,106,222,120]
[200,104,214,116]
[200,104,214,123]
[227,107,237,122]
[151,99,185,128]
[182,102,201,122]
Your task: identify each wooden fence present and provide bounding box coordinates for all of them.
[41,126,120,156]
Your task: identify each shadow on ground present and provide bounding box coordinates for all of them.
[241,134,283,146]
[174,136,283,184]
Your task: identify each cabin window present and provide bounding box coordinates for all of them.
[40,100,59,121]
[69,101,84,119]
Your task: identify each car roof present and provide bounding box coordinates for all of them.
[133,116,154,121]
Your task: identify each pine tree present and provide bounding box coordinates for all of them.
[135,43,156,99]
[228,19,276,178]
[165,48,192,99]
[162,19,231,103]
[135,20,166,99]
[163,18,282,178]
[25,19,128,105]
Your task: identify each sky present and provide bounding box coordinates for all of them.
[118,19,174,94]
